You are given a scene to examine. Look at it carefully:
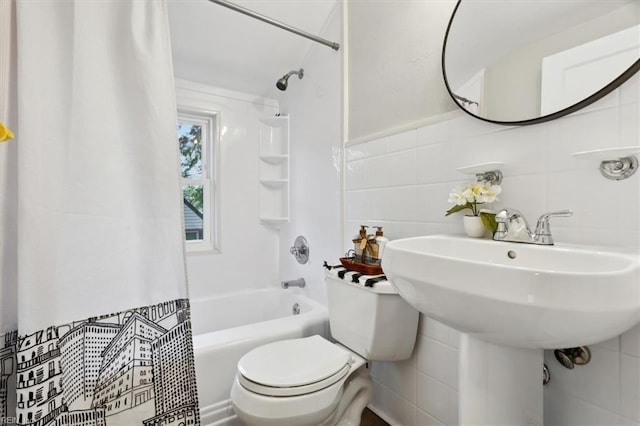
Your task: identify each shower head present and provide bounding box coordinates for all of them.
[276,68,304,91]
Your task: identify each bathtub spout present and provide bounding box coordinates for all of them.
[281,278,306,289]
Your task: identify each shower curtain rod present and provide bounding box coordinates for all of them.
[207,0,340,51]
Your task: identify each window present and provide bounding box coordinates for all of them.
[177,110,218,252]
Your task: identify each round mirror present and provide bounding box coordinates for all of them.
[442,0,640,125]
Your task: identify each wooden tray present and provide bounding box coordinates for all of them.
[339,257,384,275]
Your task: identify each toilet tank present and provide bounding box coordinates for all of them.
[325,273,419,361]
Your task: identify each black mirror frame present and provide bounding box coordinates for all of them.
[441,0,640,126]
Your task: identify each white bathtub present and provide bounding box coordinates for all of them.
[191,288,330,425]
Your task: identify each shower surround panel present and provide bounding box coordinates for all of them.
[0,299,200,426]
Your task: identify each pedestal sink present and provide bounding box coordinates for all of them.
[381,235,640,425]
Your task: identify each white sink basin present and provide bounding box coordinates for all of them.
[382,234,640,349]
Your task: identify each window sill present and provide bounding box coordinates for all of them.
[185,241,219,256]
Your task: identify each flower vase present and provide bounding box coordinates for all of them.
[463,215,486,238]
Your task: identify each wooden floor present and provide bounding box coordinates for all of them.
[360,408,389,426]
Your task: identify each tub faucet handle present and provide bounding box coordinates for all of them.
[290,245,307,255]
[289,236,309,264]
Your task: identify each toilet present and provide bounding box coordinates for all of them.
[230,272,420,425]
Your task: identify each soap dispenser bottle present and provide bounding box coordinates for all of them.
[374,226,389,259]
[364,234,379,264]
[352,225,368,260]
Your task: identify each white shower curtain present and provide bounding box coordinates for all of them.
[0,1,199,425]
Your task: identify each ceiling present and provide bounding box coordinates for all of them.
[167,0,339,98]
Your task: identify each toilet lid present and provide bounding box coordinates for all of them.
[237,335,352,391]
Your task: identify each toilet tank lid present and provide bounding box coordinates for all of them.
[325,269,397,294]
[238,335,352,388]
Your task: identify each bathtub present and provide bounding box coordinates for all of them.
[191,288,330,426]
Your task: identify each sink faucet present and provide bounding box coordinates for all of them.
[493,208,573,245]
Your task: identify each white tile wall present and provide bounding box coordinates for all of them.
[175,79,282,299]
[345,75,640,425]
[277,2,343,305]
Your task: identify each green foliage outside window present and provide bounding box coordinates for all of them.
[179,124,203,212]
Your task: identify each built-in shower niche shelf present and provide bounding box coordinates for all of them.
[259,178,288,187]
[259,154,289,164]
[259,116,289,156]
[259,115,290,227]
[259,179,289,225]
[260,116,288,128]
[260,217,290,227]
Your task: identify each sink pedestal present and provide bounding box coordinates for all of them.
[459,334,543,425]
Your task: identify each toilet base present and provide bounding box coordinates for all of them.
[334,366,374,426]
[231,362,372,426]
[233,391,341,426]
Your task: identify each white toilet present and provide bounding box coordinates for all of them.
[230,272,420,425]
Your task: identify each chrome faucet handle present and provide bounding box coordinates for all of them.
[494,208,532,242]
[494,209,512,240]
[289,236,309,264]
[495,208,525,220]
[533,210,573,245]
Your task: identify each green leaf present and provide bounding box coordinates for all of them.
[445,203,472,216]
[479,212,498,234]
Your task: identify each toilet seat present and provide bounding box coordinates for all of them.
[239,363,351,397]
[237,335,354,397]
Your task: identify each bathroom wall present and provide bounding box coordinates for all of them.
[344,77,640,425]
[277,3,344,305]
[175,79,282,299]
[347,0,457,142]
[346,2,640,424]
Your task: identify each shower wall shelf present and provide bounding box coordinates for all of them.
[259,178,288,187]
[258,115,290,226]
[456,161,504,185]
[259,154,288,164]
[571,146,640,180]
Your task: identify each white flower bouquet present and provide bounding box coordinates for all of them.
[445,181,501,217]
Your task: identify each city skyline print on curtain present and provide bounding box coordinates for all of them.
[0,299,199,426]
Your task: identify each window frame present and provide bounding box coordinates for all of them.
[177,108,220,254]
